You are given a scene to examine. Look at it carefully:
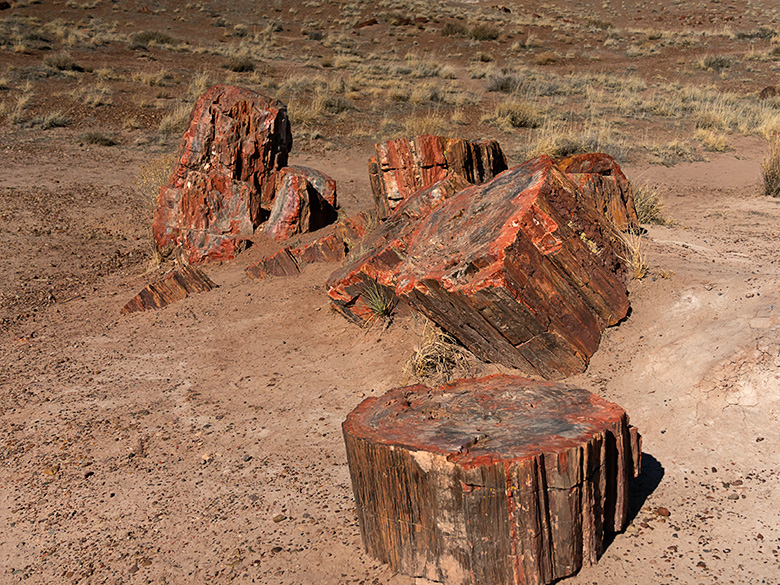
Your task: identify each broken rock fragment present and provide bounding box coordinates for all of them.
[264,166,337,241]
[121,265,216,314]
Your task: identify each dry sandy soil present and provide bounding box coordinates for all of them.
[2,1,780,584]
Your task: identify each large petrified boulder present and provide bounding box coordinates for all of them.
[328,155,630,379]
[153,84,293,263]
[369,134,508,219]
[264,166,337,241]
[344,374,642,585]
[556,152,639,231]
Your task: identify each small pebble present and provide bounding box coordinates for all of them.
[656,507,670,517]
[272,514,286,523]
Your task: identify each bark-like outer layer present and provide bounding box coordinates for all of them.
[343,374,642,585]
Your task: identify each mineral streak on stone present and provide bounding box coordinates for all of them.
[264,166,338,241]
[245,211,373,280]
[556,152,639,232]
[329,156,629,379]
[343,374,642,585]
[121,265,216,314]
[153,84,292,263]
[369,134,508,219]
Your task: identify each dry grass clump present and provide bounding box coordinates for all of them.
[696,54,731,71]
[135,153,177,268]
[694,128,728,152]
[130,30,178,49]
[159,103,193,138]
[225,55,254,73]
[617,231,648,280]
[42,51,83,71]
[404,110,447,136]
[469,24,499,41]
[522,118,627,161]
[405,318,474,384]
[761,138,780,197]
[482,99,541,130]
[81,131,117,146]
[633,184,669,224]
[71,83,113,106]
[30,110,70,129]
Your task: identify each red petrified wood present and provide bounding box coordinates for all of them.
[556,152,639,232]
[121,265,216,314]
[328,155,629,379]
[263,166,337,241]
[368,134,508,219]
[153,84,292,263]
[343,374,642,585]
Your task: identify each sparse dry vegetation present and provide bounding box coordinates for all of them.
[405,318,474,384]
[633,184,669,225]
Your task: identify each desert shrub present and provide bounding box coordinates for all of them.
[470,24,499,41]
[225,55,254,72]
[441,21,468,37]
[485,74,518,93]
[81,132,117,146]
[533,51,557,65]
[736,27,775,40]
[761,138,780,197]
[633,184,669,224]
[42,51,83,71]
[360,280,396,326]
[616,231,648,280]
[697,54,731,71]
[130,30,177,49]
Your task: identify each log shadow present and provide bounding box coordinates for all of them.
[603,452,664,550]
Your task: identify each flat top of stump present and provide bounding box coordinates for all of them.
[343,374,627,469]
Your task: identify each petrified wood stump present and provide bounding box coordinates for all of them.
[343,375,642,585]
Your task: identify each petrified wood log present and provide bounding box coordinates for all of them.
[121,265,216,314]
[343,375,642,585]
[556,153,639,232]
[329,156,629,379]
[369,134,508,219]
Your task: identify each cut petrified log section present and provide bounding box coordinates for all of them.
[121,265,216,314]
[264,166,338,241]
[343,375,642,585]
[369,135,508,219]
[556,153,639,232]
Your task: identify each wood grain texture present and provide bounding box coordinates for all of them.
[343,375,642,585]
[121,265,216,314]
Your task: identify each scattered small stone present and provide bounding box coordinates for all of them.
[756,436,765,442]
[41,465,59,476]
[727,493,740,500]
[270,546,283,554]
[656,507,671,517]
[272,514,286,523]
[242,454,252,462]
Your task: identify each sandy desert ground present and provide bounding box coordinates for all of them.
[2,1,780,584]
